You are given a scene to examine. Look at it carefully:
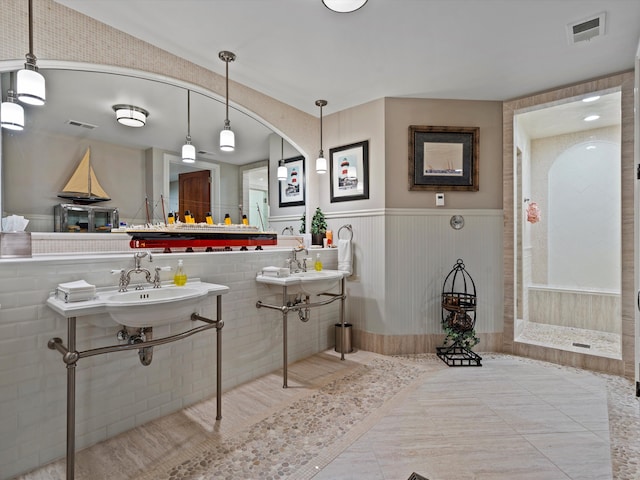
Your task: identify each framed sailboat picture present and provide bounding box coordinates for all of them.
[409,126,479,191]
[58,148,111,204]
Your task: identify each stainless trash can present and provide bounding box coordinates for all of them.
[334,323,353,353]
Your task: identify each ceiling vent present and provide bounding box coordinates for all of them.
[66,119,98,130]
[567,12,606,45]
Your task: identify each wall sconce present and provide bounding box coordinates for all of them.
[322,0,368,13]
[112,104,148,127]
[16,0,45,106]
[182,90,196,163]
[1,89,25,131]
[277,137,287,181]
[219,50,236,152]
[315,99,327,174]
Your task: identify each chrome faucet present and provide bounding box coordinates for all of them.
[119,251,155,291]
[288,245,308,273]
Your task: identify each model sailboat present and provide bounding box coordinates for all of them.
[58,148,111,204]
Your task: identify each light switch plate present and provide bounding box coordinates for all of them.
[436,193,445,206]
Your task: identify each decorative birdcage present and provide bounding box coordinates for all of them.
[436,259,482,367]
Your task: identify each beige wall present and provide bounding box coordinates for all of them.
[385,97,503,209]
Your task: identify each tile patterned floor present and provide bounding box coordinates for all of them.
[515,320,622,359]
[15,350,640,480]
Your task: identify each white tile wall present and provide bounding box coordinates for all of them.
[0,248,339,479]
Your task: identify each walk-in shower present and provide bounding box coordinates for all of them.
[513,90,622,359]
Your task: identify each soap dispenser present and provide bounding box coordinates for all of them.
[174,260,187,286]
[314,253,323,271]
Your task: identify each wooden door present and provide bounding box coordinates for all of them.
[179,170,210,223]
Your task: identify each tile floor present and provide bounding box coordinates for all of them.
[516,320,622,359]
[15,350,639,480]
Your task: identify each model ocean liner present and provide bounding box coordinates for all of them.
[114,221,277,252]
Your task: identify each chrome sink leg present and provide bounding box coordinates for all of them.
[283,285,288,388]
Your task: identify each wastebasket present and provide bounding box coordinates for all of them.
[334,323,353,353]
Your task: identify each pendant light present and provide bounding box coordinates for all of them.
[322,0,368,13]
[16,0,46,106]
[219,50,236,152]
[315,100,328,174]
[182,90,196,163]
[277,137,287,181]
[1,89,25,131]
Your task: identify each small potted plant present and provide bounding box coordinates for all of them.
[310,207,327,245]
[299,212,306,234]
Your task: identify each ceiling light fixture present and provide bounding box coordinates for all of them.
[584,114,600,122]
[16,0,45,106]
[182,90,196,163]
[1,89,25,131]
[219,50,236,152]
[277,137,287,181]
[582,95,600,103]
[315,99,328,174]
[113,104,148,127]
[322,0,368,13]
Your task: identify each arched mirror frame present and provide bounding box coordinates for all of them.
[0,60,311,231]
[502,71,635,378]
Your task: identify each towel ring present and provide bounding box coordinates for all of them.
[338,224,353,241]
[281,226,294,235]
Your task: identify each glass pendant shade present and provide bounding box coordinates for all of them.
[322,0,368,13]
[277,163,287,181]
[220,127,235,152]
[316,156,327,174]
[16,67,45,106]
[1,94,25,131]
[182,140,196,163]
[113,105,148,127]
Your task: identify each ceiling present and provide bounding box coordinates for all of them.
[53,0,640,117]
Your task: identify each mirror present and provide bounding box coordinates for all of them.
[512,88,622,359]
[0,67,303,231]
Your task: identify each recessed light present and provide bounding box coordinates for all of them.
[586,145,596,150]
[584,114,600,122]
[582,95,600,103]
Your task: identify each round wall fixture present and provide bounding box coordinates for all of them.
[450,215,465,230]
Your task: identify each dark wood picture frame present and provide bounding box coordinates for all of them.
[329,140,370,202]
[278,155,305,207]
[409,126,479,191]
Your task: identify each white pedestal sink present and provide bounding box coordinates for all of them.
[47,280,229,328]
[255,269,346,295]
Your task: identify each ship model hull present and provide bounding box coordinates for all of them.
[116,225,277,252]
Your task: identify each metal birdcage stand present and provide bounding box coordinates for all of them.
[436,259,482,367]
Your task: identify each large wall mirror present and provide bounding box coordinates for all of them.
[511,86,624,360]
[0,66,303,231]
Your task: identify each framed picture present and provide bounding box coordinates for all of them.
[278,155,305,207]
[409,126,479,191]
[329,140,369,202]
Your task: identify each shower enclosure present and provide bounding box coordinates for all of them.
[513,90,622,359]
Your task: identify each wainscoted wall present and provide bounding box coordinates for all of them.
[273,208,504,356]
[0,249,339,479]
[528,286,621,334]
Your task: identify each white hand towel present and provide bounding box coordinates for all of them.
[337,238,353,276]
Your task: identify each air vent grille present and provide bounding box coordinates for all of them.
[66,119,98,130]
[567,12,606,45]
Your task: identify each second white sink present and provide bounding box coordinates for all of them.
[256,269,346,295]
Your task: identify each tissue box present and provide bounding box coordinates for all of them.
[0,232,32,258]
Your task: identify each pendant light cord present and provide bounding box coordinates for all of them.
[27,0,35,63]
[186,90,191,138]
[225,58,229,124]
[319,104,323,157]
